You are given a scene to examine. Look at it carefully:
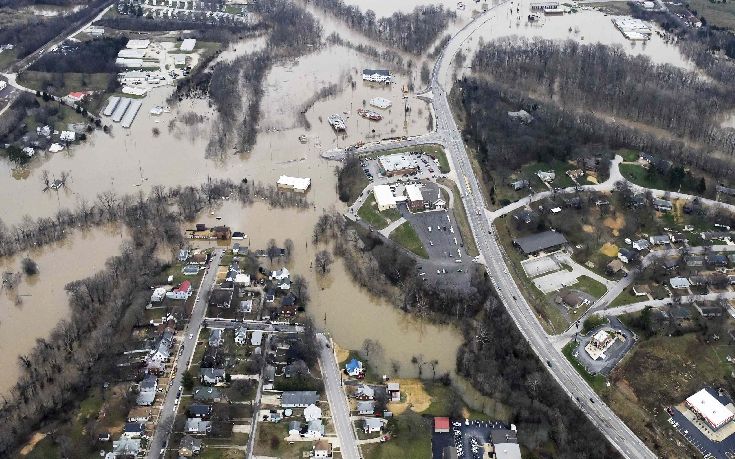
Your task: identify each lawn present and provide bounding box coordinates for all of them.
[687,0,735,30]
[561,341,607,392]
[18,71,113,93]
[573,275,607,299]
[389,222,428,258]
[520,159,577,189]
[608,287,641,308]
[358,194,400,230]
[619,163,669,191]
[619,149,640,163]
[364,413,432,459]
[437,178,479,257]
[253,423,311,457]
[0,49,17,71]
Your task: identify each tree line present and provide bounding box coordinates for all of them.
[306,0,455,54]
[455,77,735,185]
[28,37,128,74]
[472,38,735,155]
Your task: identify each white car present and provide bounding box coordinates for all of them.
[188,333,194,339]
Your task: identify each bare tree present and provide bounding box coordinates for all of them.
[314,250,334,274]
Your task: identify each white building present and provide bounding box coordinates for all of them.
[234,273,250,286]
[277,176,311,193]
[686,389,735,430]
[304,403,322,422]
[118,49,146,59]
[369,97,392,109]
[151,287,167,303]
[126,39,151,49]
[116,58,144,68]
[378,153,418,176]
[60,131,76,142]
[250,330,263,346]
[180,38,196,52]
[373,185,397,211]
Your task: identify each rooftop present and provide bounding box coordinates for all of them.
[513,231,568,254]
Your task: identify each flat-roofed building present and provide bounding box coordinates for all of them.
[126,39,151,49]
[373,185,396,211]
[404,184,424,211]
[686,388,735,431]
[180,38,196,52]
[277,176,311,193]
[378,154,418,177]
[513,231,567,255]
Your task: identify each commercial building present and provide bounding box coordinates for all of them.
[277,176,311,193]
[370,97,392,109]
[686,388,735,431]
[362,69,391,84]
[513,231,568,255]
[126,39,151,49]
[373,185,397,211]
[584,329,618,360]
[118,49,146,59]
[405,184,424,211]
[612,16,653,40]
[378,153,418,177]
[115,58,143,68]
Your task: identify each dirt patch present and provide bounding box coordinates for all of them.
[600,242,619,257]
[19,432,46,456]
[586,175,599,184]
[582,224,594,233]
[603,215,625,236]
[616,379,639,403]
[388,378,431,415]
[334,343,351,365]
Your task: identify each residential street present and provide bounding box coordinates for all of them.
[317,333,361,459]
[146,249,223,459]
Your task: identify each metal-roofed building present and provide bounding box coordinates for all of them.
[513,231,568,255]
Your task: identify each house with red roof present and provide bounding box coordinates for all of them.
[166,280,193,300]
[434,417,450,433]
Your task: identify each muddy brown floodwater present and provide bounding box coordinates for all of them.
[0,227,126,392]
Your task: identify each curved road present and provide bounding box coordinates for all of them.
[425,5,657,459]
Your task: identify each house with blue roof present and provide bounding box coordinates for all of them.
[345,358,363,377]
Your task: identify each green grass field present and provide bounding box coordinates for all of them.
[562,341,607,392]
[687,0,735,30]
[609,287,642,308]
[390,222,428,258]
[18,71,113,93]
[573,275,607,299]
[358,194,401,230]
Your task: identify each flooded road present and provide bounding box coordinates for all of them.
[0,226,125,392]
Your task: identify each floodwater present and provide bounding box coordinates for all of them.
[340,0,480,17]
[0,226,126,392]
[195,201,463,380]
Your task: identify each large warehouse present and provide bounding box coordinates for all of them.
[686,389,735,431]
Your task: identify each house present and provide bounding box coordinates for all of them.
[694,302,723,318]
[200,368,226,385]
[688,275,709,287]
[211,226,231,240]
[357,400,376,415]
[560,291,590,310]
[166,280,192,300]
[265,288,275,303]
[185,418,212,435]
[111,437,141,457]
[264,365,276,386]
[98,432,111,442]
[122,422,145,439]
[670,305,692,322]
[632,239,650,251]
[209,328,223,347]
[685,255,705,267]
[251,330,263,346]
[179,435,202,457]
[662,257,679,271]
[304,403,322,422]
[266,410,283,423]
[127,406,150,423]
[513,231,568,255]
[150,287,167,303]
[182,264,200,276]
[313,439,332,458]
[355,384,375,400]
[405,184,424,211]
[178,248,190,261]
[649,235,670,246]
[632,284,652,297]
[617,248,636,264]
[271,267,290,281]
[670,233,687,244]
[187,403,213,419]
[669,277,691,289]
[288,421,302,437]
[235,326,248,345]
[305,420,325,439]
[240,299,253,313]
[148,333,172,363]
[234,273,250,286]
[511,179,529,191]
[607,259,624,275]
[706,254,729,268]
[285,360,309,378]
[363,418,386,434]
[536,170,555,183]
[387,382,400,402]
[136,374,157,406]
[193,387,223,403]
[653,198,673,212]
[434,417,450,433]
[345,358,364,377]
[209,289,233,308]
[507,110,534,123]
[282,391,319,408]
[513,209,536,225]
[190,253,208,264]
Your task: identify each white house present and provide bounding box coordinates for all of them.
[234,327,248,345]
[387,382,400,402]
[166,280,192,300]
[288,421,301,438]
[250,330,263,346]
[313,440,332,458]
[271,267,290,281]
[304,404,322,422]
[357,400,375,415]
[363,418,386,434]
[304,420,324,439]
[234,273,250,286]
[60,131,76,142]
[355,384,374,400]
[151,287,167,303]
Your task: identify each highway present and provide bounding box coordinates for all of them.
[146,249,223,459]
[317,334,361,459]
[423,4,658,458]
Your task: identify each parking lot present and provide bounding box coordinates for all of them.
[670,404,735,459]
[360,151,446,184]
[432,419,519,459]
[571,318,635,375]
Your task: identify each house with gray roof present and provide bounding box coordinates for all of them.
[282,391,319,408]
[513,231,568,255]
[200,368,226,385]
[209,328,223,347]
[185,418,212,435]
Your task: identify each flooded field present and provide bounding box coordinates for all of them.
[0,227,126,392]
[340,0,478,17]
